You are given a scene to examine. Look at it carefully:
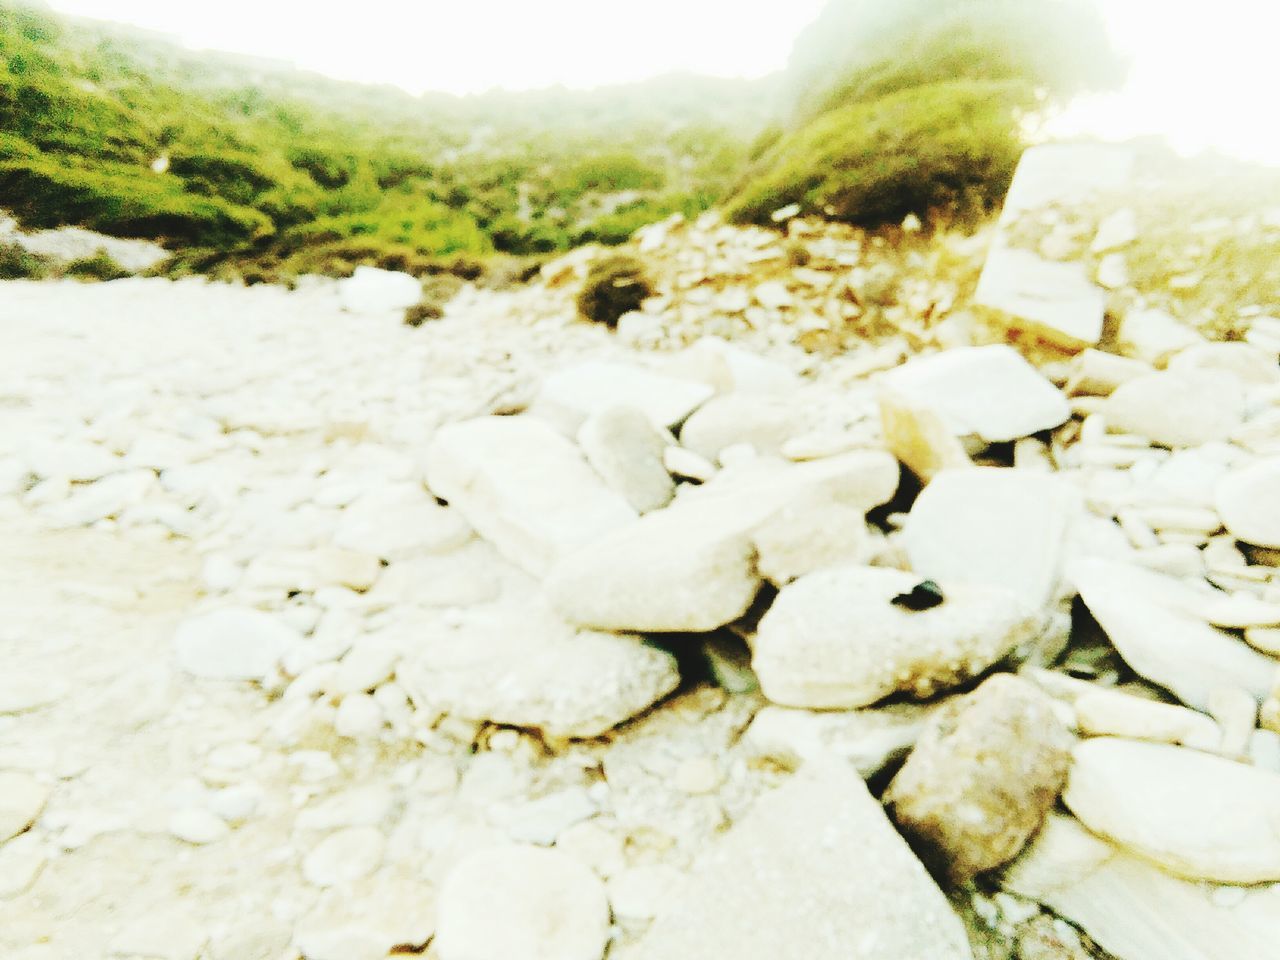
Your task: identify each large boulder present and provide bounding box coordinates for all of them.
[1063,737,1280,884]
[632,762,972,960]
[753,566,1041,709]
[1106,371,1246,448]
[885,674,1073,881]
[425,416,636,576]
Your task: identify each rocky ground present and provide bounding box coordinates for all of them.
[2,143,1280,960]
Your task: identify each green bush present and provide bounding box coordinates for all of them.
[0,241,52,279]
[64,250,130,280]
[576,254,653,328]
[726,81,1031,227]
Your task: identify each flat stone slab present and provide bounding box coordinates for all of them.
[1004,814,1280,960]
[532,360,714,432]
[425,416,637,576]
[1071,558,1277,710]
[632,762,972,960]
[1063,737,1280,884]
[903,467,1081,607]
[878,345,1070,444]
[1216,457,1280,548]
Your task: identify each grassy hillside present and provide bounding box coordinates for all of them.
[0,2,769,278]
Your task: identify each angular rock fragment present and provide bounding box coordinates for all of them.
[878,345,1070,444]
[1063,737,1280,884]
[548,451,897,633]
[678,393,808,463]
[1004,814,1280,960]
[878,387,971,482]
[425,416,636,575]
[532,360,713,433]
[396,602,679,739]
[885,674,1073,881]
[903,467,1081,607]
[633,762,972,960]
[1071,559,1277,710]
[753,566,1040,709]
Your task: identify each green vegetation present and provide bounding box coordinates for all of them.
[0,2,766,278]
[728,0,1123,228]
[577,255,653,328]
[64,249,129,280]
[0,239,50,278]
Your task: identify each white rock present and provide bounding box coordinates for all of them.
[753,567,1039,709]
[1096,253,1129,290]
[397,602,679,739]
[679,394,809,463]
[506,788,597,845]
[292,867,435,960]
[1063,737,1280,883]
[435,845,610,960]
[549,452,897,632]
[0,833,46,899]
[975,247,1106,349]
[1072,688,1221,751]
[1091,207,1138,253]
[878,345,1070,443]
[1065,348,1153,397]
[753,280,794,310]
[1071,559,1277,710]
[1119,308,1206,366]
[107,906,208,960]
[743,704,929,776]
[1107,371,1245,447]
[1005,814,1280,960]
[337,266,422,314]
[1169,342,1280,385]
[334,485,472,559]
[632,762,971,960]
[878,387,972,482]
[0,675,66,715]
[168,807,230,845]
[295,785,395,833]
[751,491,869,586]
[532,360,713,433]
[28,440,122,481]
[608,864,684,923]
[673,336,800,394]
[334,694,384,738]
[0,771,50,842]
[172,608,297,681]
[577,406,674,513]
[903,467,1080,607]
[302,826,385,888]
[1216,458,1280,548]
[425,416,636,576]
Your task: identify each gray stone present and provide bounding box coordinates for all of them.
[753,566,1040,709]
[425,416,636,575]
[632,762,972,960]
[577,406,674,513]
[885,674,1073,881]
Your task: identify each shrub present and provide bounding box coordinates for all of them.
[576,254,653,328]
[0,241,52,279]
[726,81,1030,227]
[64,250,130,280]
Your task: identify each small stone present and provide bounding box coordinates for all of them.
[1216,458,1280,549]
[1063,737,1280,884]
[878,387,971,482]
[168,806,230,845]
[1107,371,1245,448]
[314,548,381,592]
[1095,253,1129,290]
[302,827,385,888]
[743,703,929,776]
[337,266,422,313]
[1072,688,1220,751]
[885,674,1074,881]
[679,394,808,464]
[753,280,794,310]
[0,771,50,842]
[753,566,1040,709]
[1118,308,1206,366]
[506,788,598,846]
[1091,208,1138,253]
[577,406,675,513]
[435,845,611,960]
[172,607,297,681]
[673,756,722,795]
[334,694,384,739]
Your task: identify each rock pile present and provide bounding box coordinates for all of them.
[2,144,1280,960]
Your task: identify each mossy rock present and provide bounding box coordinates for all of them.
[726,80,1031,228]
[0,242,53,280]
[576,255,653,328]
[64,251,131,281]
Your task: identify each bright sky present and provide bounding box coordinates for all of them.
[43,0,1280,165]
